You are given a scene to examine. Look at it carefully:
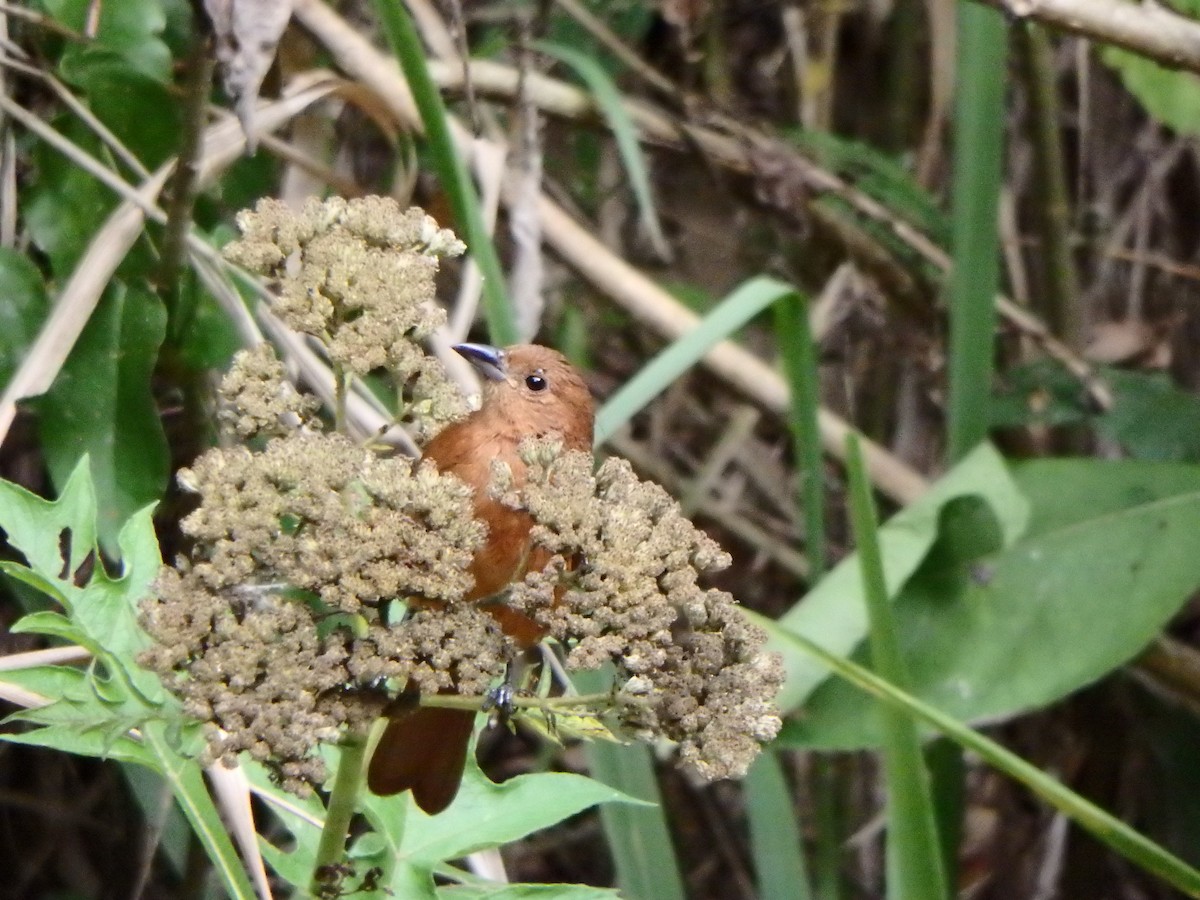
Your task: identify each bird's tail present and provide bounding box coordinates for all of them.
[367,704,475,814]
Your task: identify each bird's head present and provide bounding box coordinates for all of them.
[452,343,595,449]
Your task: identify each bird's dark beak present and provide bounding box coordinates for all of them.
[452,343,508,382]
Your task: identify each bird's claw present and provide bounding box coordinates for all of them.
[482,682,516,718]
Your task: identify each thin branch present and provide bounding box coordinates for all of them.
[975,0,1200,74]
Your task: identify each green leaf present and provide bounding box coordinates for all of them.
[9,609,91,649]
[1102,48,1200,136]
[0,250,51,388]
[845,435,949,900]
[1097,370,1200,462]
[779,459,1200,748]
[0,455,96,582]
[772,627,1200,897]
[379,763,644,867]
[745,753,812,900]
[596,276,797,443]
[770,443,1029,712]
[58,53,183,168]
[36,283,169,557]
[22,126,117,276]
[41,0,172,82]
[0,721,156,767]
[141,722,260,900]
[0,664,89,702]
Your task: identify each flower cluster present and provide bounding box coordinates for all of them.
[504,445,783,781]
[223,195,468,436]
[141,198,781,796]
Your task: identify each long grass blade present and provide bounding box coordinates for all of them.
[767,624,1200,898]
[537,40,671,260]
[845,435,949,900]
[946,7,1008,462]
[595,276,796,443]
[746,752,813,899]
[373,0,517,345]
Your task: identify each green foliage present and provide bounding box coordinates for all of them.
[0,459,259,899]
[595,276,798,443]
[0,250,51,387]
[845,436,949,900]
[1102,49,1200,136]
[40,0,174,81]
[1098,370,1200,462]
[771,444,1029,711]
[776,454,1200,749]
[767,627,1200,897]
[539,41,670,258]
[0,462,645,896]
[993,363,1200,463]
[34,285,169,556]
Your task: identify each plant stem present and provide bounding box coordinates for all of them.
[310,738,368,896]
[1015,22,1080,348]
[159,8,214,343]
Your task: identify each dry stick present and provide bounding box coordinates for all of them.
[973,0,1200,73]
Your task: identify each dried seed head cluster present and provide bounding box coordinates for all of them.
[223,196,468,436]
[142,198,781,796]
[507,444,784,782]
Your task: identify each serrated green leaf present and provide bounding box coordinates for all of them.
[0,562,70,606]
[0,721,155,767]
[37,283,169,557]
[383,762,644,866]
[0,664,89,701]
[10,610,92,649]
[0,456,96,584]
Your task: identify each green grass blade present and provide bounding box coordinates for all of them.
[845,435,949,900]
[746,752,813,899]
[537,40,670,260]
[143,723,258,900]
[773,292,826,579]
[768,625,1200,898]
[946,7,1008,462]
[576,671,685,900]
[595,276,796,444]
[373,0,517,345]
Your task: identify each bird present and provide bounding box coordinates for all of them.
[366,342,595,814]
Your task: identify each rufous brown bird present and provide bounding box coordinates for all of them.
[367,342,595,814]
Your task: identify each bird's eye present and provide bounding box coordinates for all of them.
[525,372,548,392]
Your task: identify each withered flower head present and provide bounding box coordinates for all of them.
[507,444,784,782]
[223,196,468,434]
[143,198,781,796]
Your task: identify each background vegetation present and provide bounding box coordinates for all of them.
[3,0,1200,897]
